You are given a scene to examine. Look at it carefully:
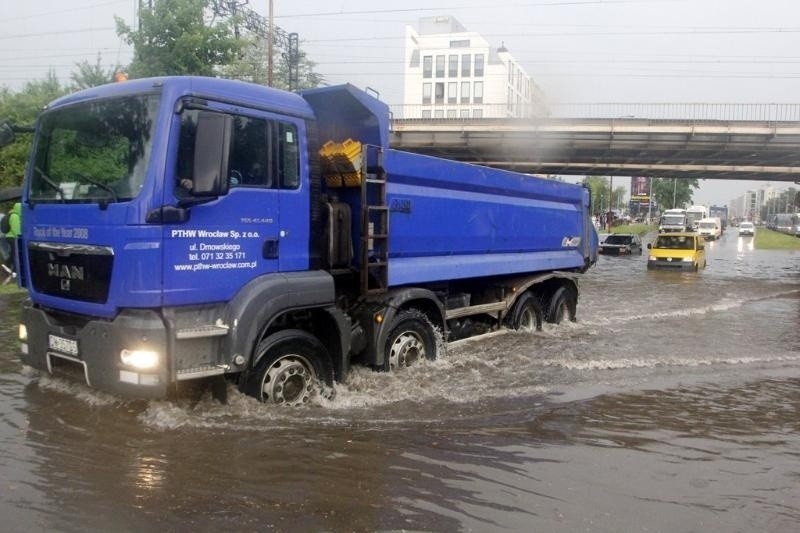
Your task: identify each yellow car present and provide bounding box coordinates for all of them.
[646,233,707,271]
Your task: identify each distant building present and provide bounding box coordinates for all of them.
[402,16,546,119]
[729,186,777,222]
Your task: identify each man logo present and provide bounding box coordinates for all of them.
[47,263,85,283]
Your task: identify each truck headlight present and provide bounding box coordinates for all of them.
[682,257,693,262]
[120,349,160,370]
[648,255,657,261]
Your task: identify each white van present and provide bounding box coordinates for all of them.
[697,217,722,240]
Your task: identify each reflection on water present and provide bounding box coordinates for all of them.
[737,235,755,254]
[0,233,798,530]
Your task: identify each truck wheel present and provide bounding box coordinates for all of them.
[508,292,543,332]
[384,309,437,371]
[546,286,577,324]
[246,331,334,405]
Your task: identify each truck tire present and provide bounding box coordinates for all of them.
[245,330,334,405]
[546,286,577,324]
[508,291,543,332]
[384,309,437,371]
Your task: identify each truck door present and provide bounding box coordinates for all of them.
[162,105,308,306]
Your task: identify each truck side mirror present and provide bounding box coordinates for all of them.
[0,122,15,148]
[192,111,232,197]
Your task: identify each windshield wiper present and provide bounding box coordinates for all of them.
[75,174,118,204]
[34,166,65,202]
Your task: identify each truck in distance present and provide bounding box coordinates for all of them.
[10,77,598,405]
[685,205,709,231]
[659,208,687,233]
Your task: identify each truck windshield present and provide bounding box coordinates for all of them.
[29,94,160,204]
[686,213,702,225]
[661,215,684,225]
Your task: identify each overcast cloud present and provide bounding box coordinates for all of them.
[1,0,798,205]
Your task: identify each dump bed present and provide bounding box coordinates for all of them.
[376,148,593,285]
[305,83,596,287]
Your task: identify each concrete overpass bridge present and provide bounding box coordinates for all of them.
[389,103,800,182]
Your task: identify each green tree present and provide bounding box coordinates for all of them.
[650,177,699,210]
[218,35,324,90]
[583,176,627,214]
[761,187,799,219]
[71,53,120,90]
[0,72,67,190]
[115,0,241,78]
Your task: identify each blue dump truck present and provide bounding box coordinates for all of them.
[11,77,597,404]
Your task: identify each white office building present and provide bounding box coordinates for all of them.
[402,16,546,119]
[729,187,777,222]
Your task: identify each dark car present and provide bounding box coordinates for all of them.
[598,233,642,255]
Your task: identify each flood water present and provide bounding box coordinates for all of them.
[1,231,798,531]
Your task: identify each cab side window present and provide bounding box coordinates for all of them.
[229,116,300,190]
[175,109,301,193]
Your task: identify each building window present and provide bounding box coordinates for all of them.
[473,109,483,118]
[422,83,432,104]
[461,54,471,77]
[421,110,431,119]
[435,55,445,77]
[461,81,470,103]
[475,54,484,77]
[448,82,457,104]
[460,109,470,118]
[434,109,444,119]
[448,55,458,77]
[447,109,457,118]
[423,56,432,79]
[450,39,470,48]
[474,81,483,103]
[507,88,513,111]
[434,82,444,104]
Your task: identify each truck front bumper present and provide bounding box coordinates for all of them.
[21,302,170,399]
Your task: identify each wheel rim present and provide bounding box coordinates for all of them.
[388,330,426,370]
[518,306,537,332]
[261,354,316,405]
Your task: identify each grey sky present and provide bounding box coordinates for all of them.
[1,0,798,205]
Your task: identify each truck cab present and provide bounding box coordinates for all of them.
[659,209,687,233]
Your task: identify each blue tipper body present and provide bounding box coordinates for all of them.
[378,148,590,286]
[303,83,597,288]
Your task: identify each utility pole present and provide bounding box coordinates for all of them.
[267,0,274,87]
[647,177,653,223]
[672,178,677,209]
[608,176,613,230]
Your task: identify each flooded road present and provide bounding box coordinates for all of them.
[1,231,798,531]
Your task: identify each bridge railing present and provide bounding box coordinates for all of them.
[388,103,800,122]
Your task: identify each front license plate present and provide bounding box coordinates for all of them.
[48,334,79,356]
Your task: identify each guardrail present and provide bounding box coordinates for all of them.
[388,103,800,122]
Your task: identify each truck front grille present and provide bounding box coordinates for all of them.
[28,242,114,304]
